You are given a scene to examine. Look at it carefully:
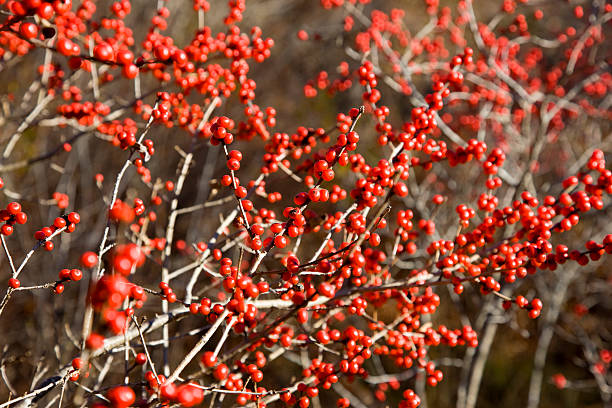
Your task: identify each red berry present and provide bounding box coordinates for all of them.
[70,269,83,281]
[14,211,28,224]
[274,235,287,248]
[107,386,135,408]
[318,282,335,297]
[227,158,241,171]
[19,22,39,39]
[53,0,72,15]
[135,353,147,365]
[80,251,98,268]
[1,224,13,236]
[37,3,54,19]
[214,363,229,380]
[154,46,171,61]
[177,383,203,407]
[251,370,263,382]
[201,351,217,367]
[59,269,71,279]
[160,382,178,400]
[7,202,21,215]
[86,333,104,349]
[53,217,66,228]
[93,42,114,61]
[71,358,84,369]
[122,64,139,79]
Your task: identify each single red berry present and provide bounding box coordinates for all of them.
[71,358,84,369]
[80,251,98,268]
[86,333,104,349]
[67,212,80,224]
[53,0,72,15]
[93,42,114,62]
[135,353,147,365]
[160,382,178,400]
[201,351,217,367]
[251,370,264,382]
[122,64,139,79]
[227,158,240,171]
[214,364,229,380]
[53,217,66,228]
[59,269,71,280]
[37,2,54,19]
[154,46,171,61]
[107,386,135,408]
[1,224,13,236]
[177,383,203,407]
[19,22,39,39]
[14,212,27,224]
[70,269,83,281]
[274,235,288,248]
[7,202,21,215]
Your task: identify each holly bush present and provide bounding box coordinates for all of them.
[0,0,610,407]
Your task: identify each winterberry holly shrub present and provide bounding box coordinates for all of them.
[0,0,610,407]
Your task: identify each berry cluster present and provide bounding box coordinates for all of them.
[0,202,27,236]
[32,211,80,251]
